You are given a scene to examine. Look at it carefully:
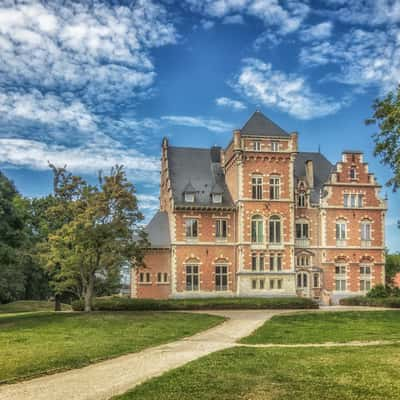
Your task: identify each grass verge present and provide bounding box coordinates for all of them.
[241,311,400,344]
[0,300,71,314]
[0,311,223,384]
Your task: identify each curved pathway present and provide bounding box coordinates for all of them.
[0,306,393,400]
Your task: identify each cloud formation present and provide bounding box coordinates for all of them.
[216,97,247,110]
[233,58,343,119]
[161,115,234,133]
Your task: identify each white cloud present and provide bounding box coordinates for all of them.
[322,0,400,26]
[300,21,333,41]
[0,138,160,183]
[232,58,343,119]
[161,115,233,133]
[222,14,245,24]
[300,28,400,93]
[184,0,309,35]
[200,19,215,30]
[137,194,160,212]
[216,96,247,110]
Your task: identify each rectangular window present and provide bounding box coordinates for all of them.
[269,279,275,289]
[313,273,319,288]
[277,279,282,289]
[296,223,309,239]
[215,265,228,291]
[259,253,265,271]
[271,141,279,152]
[216,219,227,239]
[139,272,144,283]
[185,219,198,239]
[297,192,306,207]
[361,222,371,241]
[251,218,264,243]
[186,265,199,291]
[344,194,349,208]
[269,218,281,244]
[358,194,363,207]
[251,254,257,271]
[157,272,168,283]
[157,272,162,282]
[345,194,363,208]
[336,222,346,240]
[269,177,280,200]
[253,141,261,151]
[164,272,168,282]
[252,279,257,290]
[335,265,346,291]
[252,176,263,199]
[259,279,264,289]
[269,254,282,271]
[252,253,265,271]
[360,279,371,291]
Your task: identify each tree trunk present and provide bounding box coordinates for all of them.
[84,273,95,312]
[54,294,61,312]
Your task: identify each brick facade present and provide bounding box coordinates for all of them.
[132,112,387,304]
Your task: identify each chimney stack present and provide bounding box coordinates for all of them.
[233,130,241,151]
[305,160,314,188]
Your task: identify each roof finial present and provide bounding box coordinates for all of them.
[318,144,321,153]
[255,104,260,112]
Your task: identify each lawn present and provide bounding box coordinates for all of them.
[241,311,400,344]
[0,311,223,384]
[114,345,400,400]
[0,300,71,314]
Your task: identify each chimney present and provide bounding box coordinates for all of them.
[305,160,314,188]
[233,130,241,151]
[290,131,298,152]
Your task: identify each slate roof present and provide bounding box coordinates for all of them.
[167,146,234,208]
[144,211,170,248]
[240,110,289,137]
[294,152,334,204]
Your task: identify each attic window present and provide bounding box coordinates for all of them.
[212,193,222,203]
[271,141,279,152]
[185,193,195,203]
[253,141,261,151]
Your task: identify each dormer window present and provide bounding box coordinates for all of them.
[212,193,222,203]
[185,193,195,203]
[350,166,357,180]
[253,141,261,151]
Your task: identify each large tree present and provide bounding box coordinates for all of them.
[42,165,147,311]
[0,171,26,303]
[366,85,400,191]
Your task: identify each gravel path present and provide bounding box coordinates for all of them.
[0,306,394,400]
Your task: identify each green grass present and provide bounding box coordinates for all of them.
[0,300,71,314]
[340,296,400,308]
[0,311,223,384]
[241,311,400,344]
[72,296,318,311]
[114,345,400,400]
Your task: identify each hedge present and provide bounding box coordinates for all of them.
[339,296,400,308]
[72,296,318,311]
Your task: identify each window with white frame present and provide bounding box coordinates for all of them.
[361,220,371,241]
[336,220,347,241]
[216,219,227,239]
[296,254,310,267]
[269,176,280,200]
[269,253,282,271]
[251,215,264,243]
[186,265,199,291]
[140,272,151,284]
[251,253,265,271]
[269,215,282,244]
[271,141,279,152]
[313,273,320,288]
[297,192,306,207]
[157,272,169,283]
[335,265,347,291]
[253,141,261,151]
[296,221,309,239]
[215,265,228,291]
[360,265,371,292]
[344,193,363,208]
[185,219,198,239]
[184,192,195,203]
[297,272,308,288]
[252,175,263,199]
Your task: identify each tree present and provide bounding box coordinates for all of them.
[385,252,400,286]
[0,171,26,303]
[366,85,400,191]
[41,165,148,311]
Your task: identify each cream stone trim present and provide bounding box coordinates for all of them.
[131,268,137,298]
[171,246,177,295]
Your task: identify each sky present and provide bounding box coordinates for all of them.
[0,0,399,251]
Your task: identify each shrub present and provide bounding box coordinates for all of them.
[339,296,400,308]
[72,296,318,312]
[366,284,392,298]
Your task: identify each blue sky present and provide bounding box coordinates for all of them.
[0,0,399,251]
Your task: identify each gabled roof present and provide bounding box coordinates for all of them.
[167,146,234,208]
[144,211,170,248]
[294,152,334,204]
[240,110,289,137]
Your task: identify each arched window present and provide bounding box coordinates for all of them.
[269,215,281,244]
[251,215,264,243]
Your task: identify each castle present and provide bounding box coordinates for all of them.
[131,111,387,304]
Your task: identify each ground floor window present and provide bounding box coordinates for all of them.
[251,279,264,290]
[251,253,265,271]
[297,272,308,288]
[186,265,199,291]
[157,272,168,283]
[269,279,283,290]
[360,264,371,292]
[269,253,282,271]
[313,273,320,288]
[215,265,228,291]
[139,272,151,283]
[335,265,347,291]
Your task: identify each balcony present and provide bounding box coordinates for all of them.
[295,238,310,248]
